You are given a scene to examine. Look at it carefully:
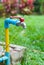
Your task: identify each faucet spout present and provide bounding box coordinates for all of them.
[20,22,26,29]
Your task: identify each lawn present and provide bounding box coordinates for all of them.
[0,15,44,65]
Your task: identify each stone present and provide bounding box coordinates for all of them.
[0,42,26,65]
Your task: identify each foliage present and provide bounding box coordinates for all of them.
[0,3,5,16]
[0,4,4,9]
[0,15,44,65]
[39,0,44,14]
[0,0,44,14]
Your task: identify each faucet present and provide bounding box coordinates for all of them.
[4,16,26,29]
[19,17,26,29]
[10,16,26,29]
[4,16,26,65]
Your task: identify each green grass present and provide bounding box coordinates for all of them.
[0,15,44,65]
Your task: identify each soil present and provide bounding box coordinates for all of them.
[0,62,5,65]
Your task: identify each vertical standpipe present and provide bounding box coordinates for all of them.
[4,18,20,65]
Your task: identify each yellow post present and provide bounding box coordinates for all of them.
[5,28,9,52]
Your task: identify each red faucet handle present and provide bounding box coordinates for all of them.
[10,16,24,22]
[20,18,24,22]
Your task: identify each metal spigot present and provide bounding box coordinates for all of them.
[10,16,26,29]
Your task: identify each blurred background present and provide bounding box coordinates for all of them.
[0,1,44,65]
[0,0,44,17]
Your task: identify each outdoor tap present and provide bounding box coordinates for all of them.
[19,18,26,29]
[10,16,26,29]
